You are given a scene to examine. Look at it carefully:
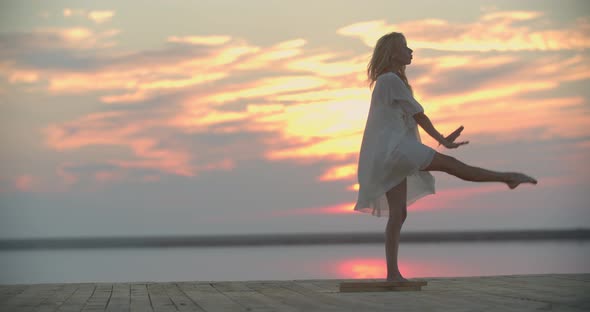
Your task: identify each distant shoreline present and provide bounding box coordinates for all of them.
[1,228,589,250]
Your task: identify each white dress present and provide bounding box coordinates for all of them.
[354,72,436,217]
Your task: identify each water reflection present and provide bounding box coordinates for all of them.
[337,258,386,279]
[336,257,436,279]
[332,241,589,280]
[0,241,588,284]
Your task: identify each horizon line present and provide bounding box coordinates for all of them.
[1,228,589,250]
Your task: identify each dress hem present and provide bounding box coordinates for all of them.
[353,147,436,218]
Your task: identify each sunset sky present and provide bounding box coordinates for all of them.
[1,0,589,239]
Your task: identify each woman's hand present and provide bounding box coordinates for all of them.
[443,140,469,149]
[439,126,469,149]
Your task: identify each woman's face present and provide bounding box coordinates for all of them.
[393,37,413,65]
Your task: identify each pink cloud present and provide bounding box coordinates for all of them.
[57,163,78,186]
[14,174,37,191]
[269,202,357,216]
[95,171,122,183]
[1,11,585,193]
[271,175,576,216]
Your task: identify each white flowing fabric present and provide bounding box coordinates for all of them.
[354,72,436,217]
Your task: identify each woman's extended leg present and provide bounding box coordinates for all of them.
[385,178,409,282]
[421,151,538,188]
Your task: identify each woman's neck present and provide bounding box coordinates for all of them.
[388,63,403,74]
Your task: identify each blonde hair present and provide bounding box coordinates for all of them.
[367,32,413,93]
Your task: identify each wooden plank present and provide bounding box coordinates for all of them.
[176,282,247,312]
[240,281,304,312]
[0,284,63,311]
[340,280,427,288]
[287,280,398,311]
[239,281,333,311]
[130,283,154,312]
[35,283,79,312]
[210,281,284,311]
[56,284,96,312]
[209,281,253,292]
[81,283,112,312]
[0,274,587,311]
[303,279,341,293]
[0,285,29,305]
[146,282,178,312]
[105,283,130,312]
[339,280,427,292]
[165,283,206,312]
[291,280,328,293]
[340,285,422,292]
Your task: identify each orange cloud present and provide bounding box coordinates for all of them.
[63,8,85,17]
[16,40,263,103]
[422,93,587,145]
[87,11,115,24]
[18,27,119,50]
[9,70,39,83]
[3,12,584,192]
[259,93,370,163]
[285,52,368,77]
[405,52,590,144]
[36,30,588,188]
[44,111,133,150]
[233,39,306,70]
[168,35,232,46]
[317,163,356,182]
[63,8,115,24]
[338,12,590,51]
[46,68,227,102]
[200,75,327,105]
[44,112,196,176]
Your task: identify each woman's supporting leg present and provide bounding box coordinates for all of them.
[385,178,409,282]
[422,152,537,188]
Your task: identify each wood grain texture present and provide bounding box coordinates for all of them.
[0,274,588,312]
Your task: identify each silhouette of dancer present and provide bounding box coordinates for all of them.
[354,32,538,282]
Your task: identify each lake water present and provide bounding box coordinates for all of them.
[1,241,589,285]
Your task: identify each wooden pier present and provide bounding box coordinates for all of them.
[1,273,589,311]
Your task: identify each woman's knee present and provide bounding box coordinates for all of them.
[388,205,407,226]
[423,152,456,172]
[387,179,407,202]
[386,179,407,219]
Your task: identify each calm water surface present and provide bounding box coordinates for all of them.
[1,241,589,284]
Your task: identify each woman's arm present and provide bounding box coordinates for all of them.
[413,112,447,145]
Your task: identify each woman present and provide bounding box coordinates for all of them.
[354,32,538,282]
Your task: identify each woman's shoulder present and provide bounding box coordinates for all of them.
[375,72,405,91]
[377,71,395,80]
[376,72,403,84]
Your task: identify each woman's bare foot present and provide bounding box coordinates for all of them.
[386,273,409,282]
[505,172,538,190]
